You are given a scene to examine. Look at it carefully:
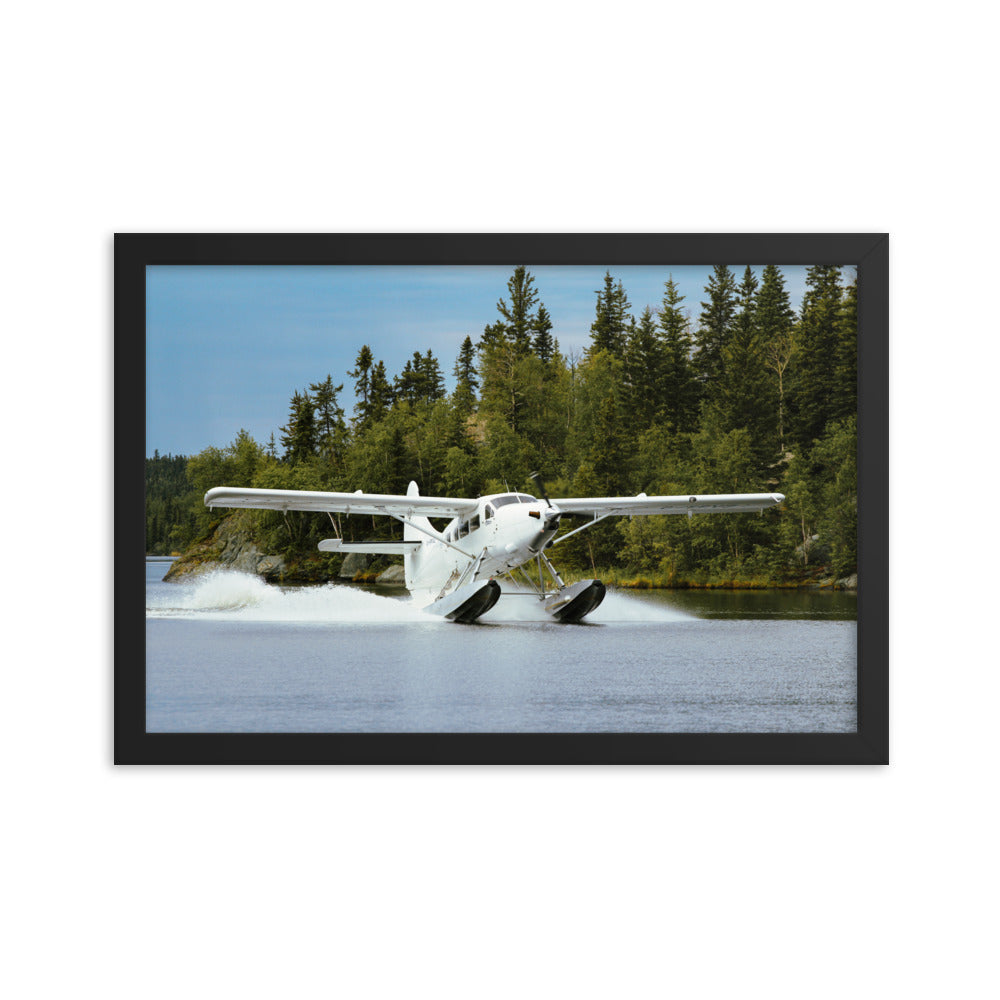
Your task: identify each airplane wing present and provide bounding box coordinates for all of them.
[551,492,784,516]
[204,486,478,519]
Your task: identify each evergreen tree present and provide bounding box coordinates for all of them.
[452,335,479,415]
[694,264,738,387]
[478,320,510,353]
[589,394,630,495]
[756,265,797,455]
[622,306,664,430]
[532,303,555,366]
[367,360,394,422]
[280,390,319,463]
[589,272,632,356]
[145,451,197,554]
[708,267,774,470]
[565,394,632,570]
[789,265,843,447]
[348,345,374,420]
[814,416,857,579]
[393,350,445,404]
[309,374,347,473]
[658,276,699,431]
[309,375,346,439]
[421,350,446,401]
[478,335,526,434]
[394,356,421,403]
[496,265,540,355]
[832,274,858,424]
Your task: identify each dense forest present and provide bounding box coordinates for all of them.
[146,264,857,586]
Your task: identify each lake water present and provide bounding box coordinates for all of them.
[145,558,857,733]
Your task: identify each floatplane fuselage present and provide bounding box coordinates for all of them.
[204,475,784,623]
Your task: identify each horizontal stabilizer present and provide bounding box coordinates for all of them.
[318,539,421,555]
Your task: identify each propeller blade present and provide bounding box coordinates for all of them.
[529,470,552,508]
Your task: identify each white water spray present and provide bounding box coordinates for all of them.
[146,570,437,623]
[147,571,690,625]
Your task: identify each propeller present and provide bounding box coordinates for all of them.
[529,470,552,508]
[529,471,561,533]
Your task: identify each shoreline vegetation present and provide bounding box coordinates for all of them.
[149,264,857,591]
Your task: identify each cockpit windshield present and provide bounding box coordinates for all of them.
[491,493,537,509]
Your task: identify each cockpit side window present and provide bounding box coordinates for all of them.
[484,504,495,521]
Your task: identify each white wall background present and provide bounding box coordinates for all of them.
[5,2,995,997]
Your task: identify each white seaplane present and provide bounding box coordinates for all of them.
[205,474,783,623]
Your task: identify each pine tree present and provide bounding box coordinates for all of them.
[393,351,445,404]
[622,306,664,430]
[478,336,525,435]
[695,264,738,387]
[309,374,347,472]
[658,276,699,432]
[789,265,843,447]
[832,274,857,424]
[279,390,318,463]
[367,361,394,423]
[591,394,630,494]
[708,266,774,470]
[421,350,446,401]
[496,265,540,355]
[567,394,632,569]
[478,320,510,353]
[309,375,346,439]
[756,265,797,455]
[394,355,423,403]
[589,272,632,356]
[532,303,555,365]
[452,335,479,415]
[348,345,374,420]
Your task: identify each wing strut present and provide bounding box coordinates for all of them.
[549,512,612,546]
[387,513,473,560]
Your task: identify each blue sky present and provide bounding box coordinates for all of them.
[146,263,817,457]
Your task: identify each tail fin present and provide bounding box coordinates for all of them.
[403,481,432,589]
[402,481,432,541]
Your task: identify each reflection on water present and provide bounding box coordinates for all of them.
[618,587,857,620]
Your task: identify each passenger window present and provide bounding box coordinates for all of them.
[470,515,480,532]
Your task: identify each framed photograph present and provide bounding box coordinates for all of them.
[119,233,887,764]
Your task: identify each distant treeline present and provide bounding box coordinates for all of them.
[146,264,857,585]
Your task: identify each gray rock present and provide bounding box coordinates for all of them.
[164,510,284,582]
[339,552,369,578]
[376,564,406,586]
[257,555,286,578]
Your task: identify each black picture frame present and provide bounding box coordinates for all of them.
[118,233,888,764]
